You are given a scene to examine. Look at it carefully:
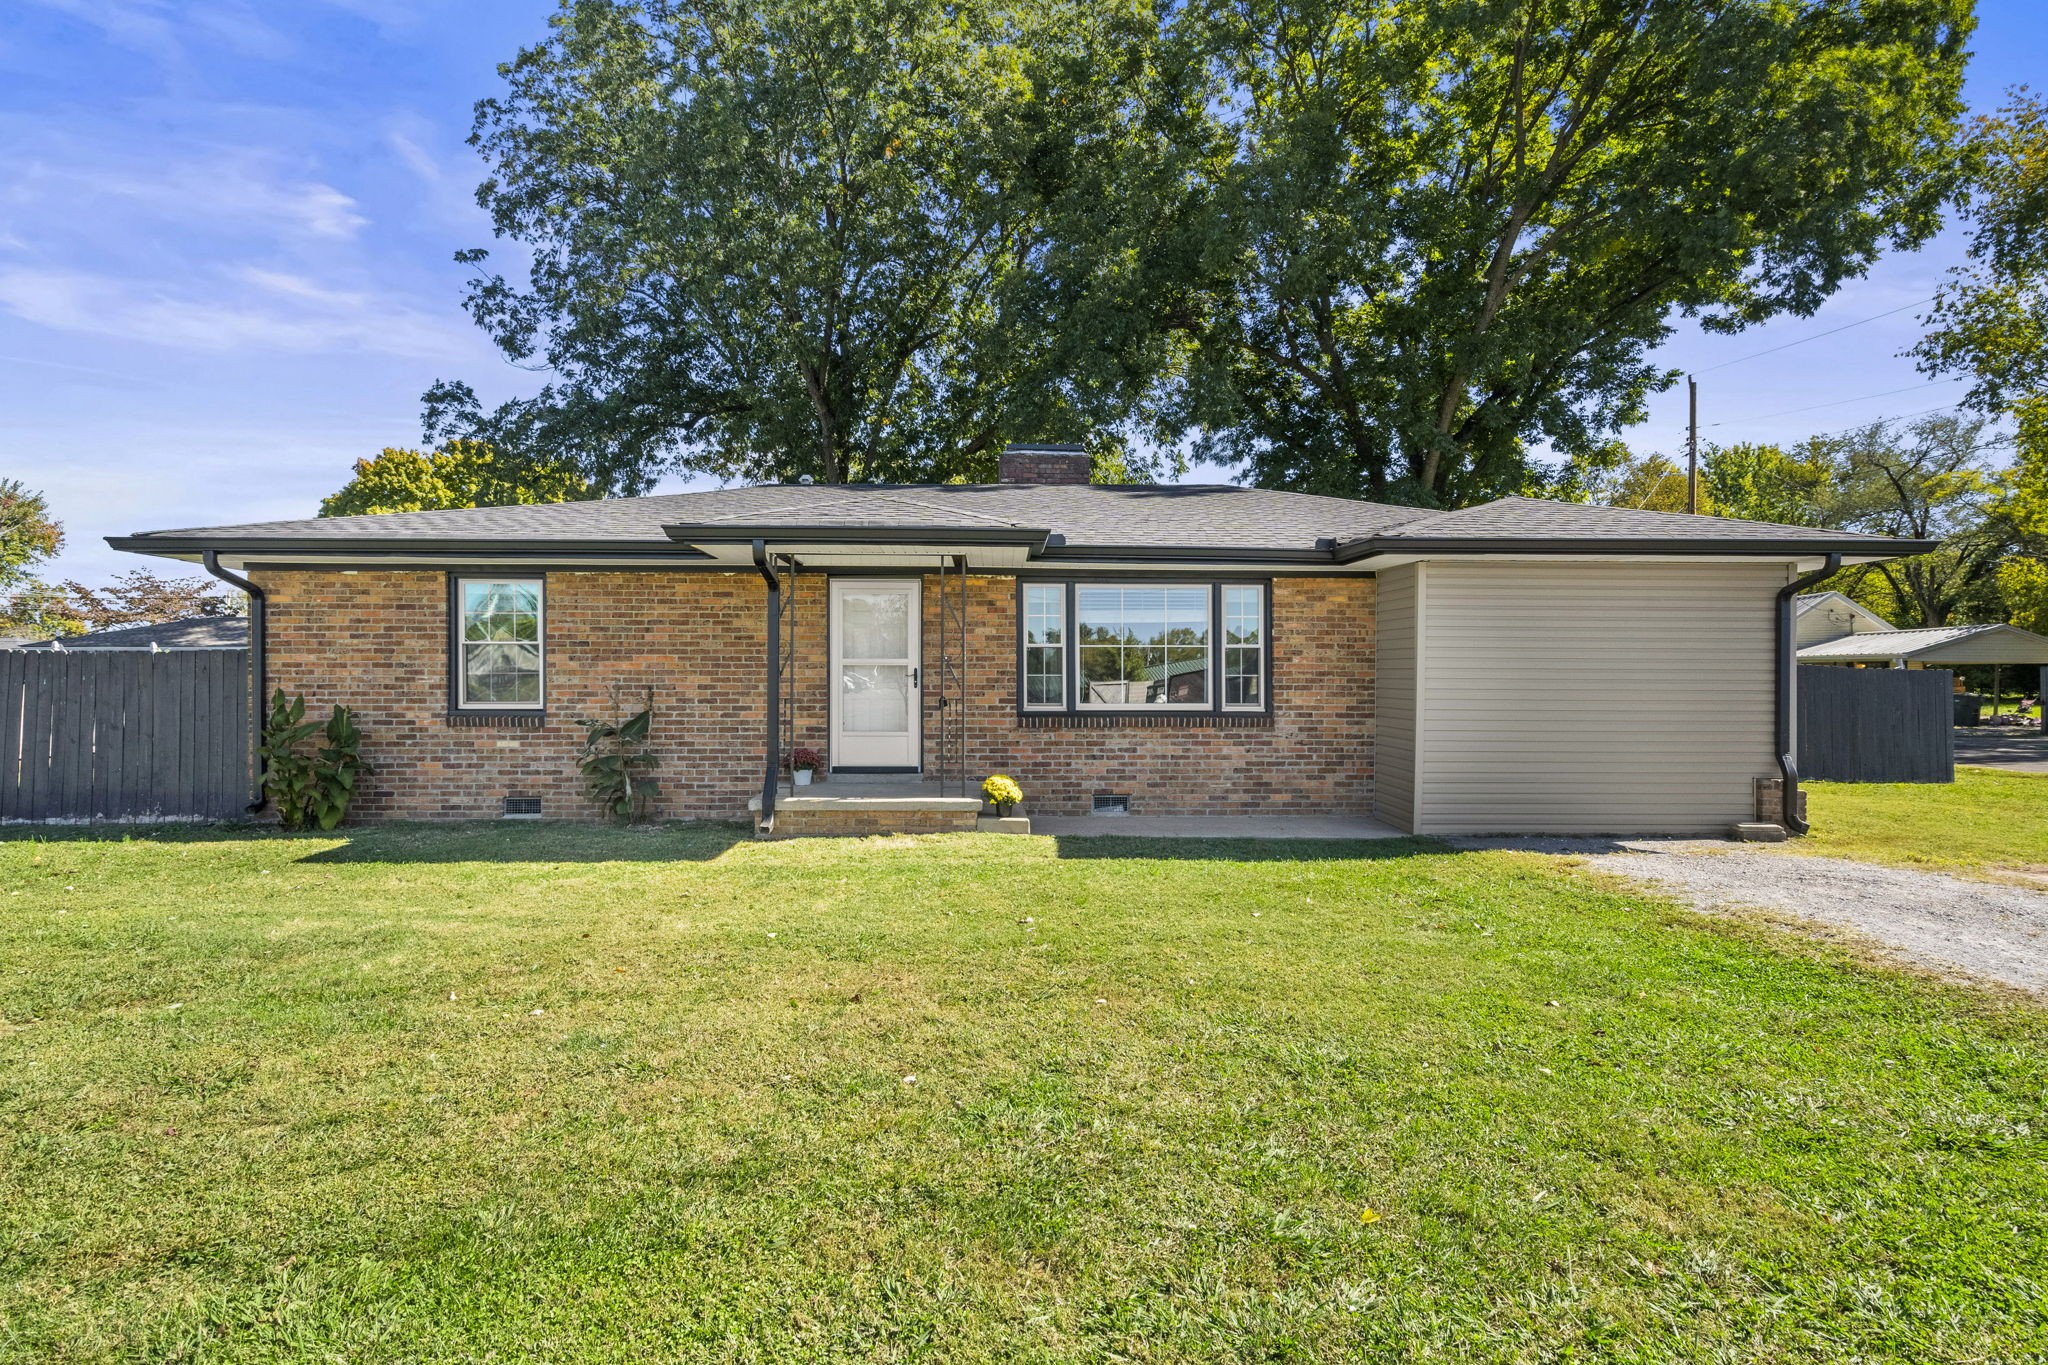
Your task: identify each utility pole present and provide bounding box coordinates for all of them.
[1687,375,1699,514]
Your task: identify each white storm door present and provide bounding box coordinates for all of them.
[829,579,922,769]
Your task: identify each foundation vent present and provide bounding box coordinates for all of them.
[1091,793,1131,816]
[501,794,543,819]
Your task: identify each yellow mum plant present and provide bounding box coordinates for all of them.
[981,774,1023,815]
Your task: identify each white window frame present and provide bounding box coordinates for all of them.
[452,575,546,711]
[1020,582,1068,711]
[1220,584,1267,712]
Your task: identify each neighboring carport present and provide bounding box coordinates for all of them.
[1798,622,2048,733]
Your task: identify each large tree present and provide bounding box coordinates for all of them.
[58,570,245,631]
[435,0,1172,488]
[1156,0,1971,505]
[1823,414,2017,628]
[0,479,83,638]
[321,441,597,517]
[1913,90,2048,425]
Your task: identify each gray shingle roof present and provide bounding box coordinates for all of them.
[109,483,1920,561]
[18,616,247,650]
[1374,496,1878,543]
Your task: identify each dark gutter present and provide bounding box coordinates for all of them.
[1334,535,1938,563]
[665,523,1050,553]
[201,551,268,815]
[110,536,716,561]
[1031,544,1336,565]
[1776,553,1842,836]
[753,539,780,835]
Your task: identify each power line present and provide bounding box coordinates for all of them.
[1693,296,1932,374]
[1710,377,1963,427]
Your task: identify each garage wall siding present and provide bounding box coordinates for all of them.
[1404,560,1787,835]
[1372,565,1418,832]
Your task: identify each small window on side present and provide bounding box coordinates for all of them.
[1222,585,1265,710]
[454,577,544,710]
[1022,583,1066,709]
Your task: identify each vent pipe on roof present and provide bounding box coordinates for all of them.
[998,444,1091,485]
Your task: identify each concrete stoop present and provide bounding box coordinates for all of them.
[746,777,1006,838]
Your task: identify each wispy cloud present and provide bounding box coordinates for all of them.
[26,0,296,66]
[6,148,367,241]
[26,0,183,66]
[0,264,474,359]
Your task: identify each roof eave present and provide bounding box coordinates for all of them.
[661,523,1052,554]
[107,535,717,562]
[1332,535,1938,564]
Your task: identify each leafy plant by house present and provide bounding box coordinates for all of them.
[982,774,1022,815]
[261,689,371,830]
[789,747,822,774]
[577,688,659,822]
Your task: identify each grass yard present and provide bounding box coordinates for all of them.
[1801,767,2048,875]
[3,823,2045,1363]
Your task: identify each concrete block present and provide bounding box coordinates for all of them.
[976,815,1031,834]
[1730,822,1788,843]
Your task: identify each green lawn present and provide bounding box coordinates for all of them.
[3,824,2045,1362]
[1802,767,2048,875]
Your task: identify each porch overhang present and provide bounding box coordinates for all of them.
[663,523,1048,570]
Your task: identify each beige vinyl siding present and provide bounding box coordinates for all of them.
[1373,564,1419,831]
[1409,560,1786,835]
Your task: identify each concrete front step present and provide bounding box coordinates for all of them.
[748,781,1004,838]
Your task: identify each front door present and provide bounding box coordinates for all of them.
[829,578,922,770]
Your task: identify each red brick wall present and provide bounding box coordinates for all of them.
[996,451,1090,484]
[259,568,1374,821]
[935,575,1375,816]
[261,570,768,821]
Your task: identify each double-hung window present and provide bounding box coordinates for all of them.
[1020,582,1268,714]
[453,577,545,710]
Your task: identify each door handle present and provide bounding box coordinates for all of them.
[910,666,920,690]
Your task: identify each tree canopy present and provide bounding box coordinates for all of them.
[1157,0,1972,505]
[320,441,598,517]
[59,570,245,631]
[0,479,81,638]
[431,0,1972,499]
[437,0,1173,489]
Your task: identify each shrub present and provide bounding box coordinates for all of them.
[578,687,659,822]
[789,746,823,773]
[261,689,370,831]
[982,774,1023,815]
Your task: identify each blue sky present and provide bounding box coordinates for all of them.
[4,1,2043,586]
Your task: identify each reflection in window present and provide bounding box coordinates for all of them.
[456,578,543,708]
[1077,586,1210,708]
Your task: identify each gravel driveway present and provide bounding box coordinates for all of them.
[1453,837,2048,996]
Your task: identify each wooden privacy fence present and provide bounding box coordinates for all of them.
[0,649,250,821]
[1797,664,1955,784]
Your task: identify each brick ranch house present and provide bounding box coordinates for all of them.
[110,446,1926,837]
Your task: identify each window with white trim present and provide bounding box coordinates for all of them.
[454,577,544,709]
[1020,582,1268,714]
[1022,583,1066,708]
[1222,585,1265,708]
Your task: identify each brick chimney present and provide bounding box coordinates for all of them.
[998,443,1091,485]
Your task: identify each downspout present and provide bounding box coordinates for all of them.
[753,539,780,833]
[202,550,268,814]
[1775,552,1840,836]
